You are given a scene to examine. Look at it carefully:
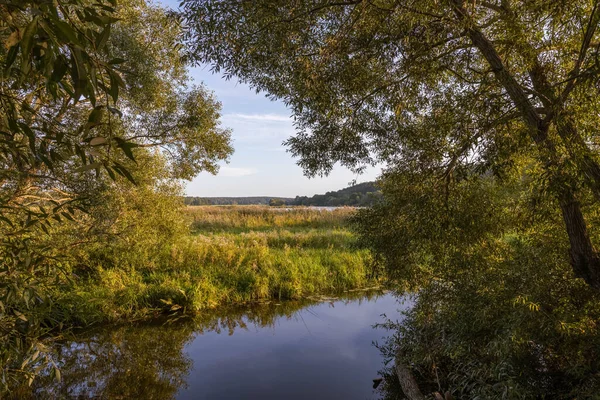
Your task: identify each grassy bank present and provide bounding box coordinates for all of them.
[56,206,376,325]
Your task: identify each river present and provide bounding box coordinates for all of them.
[32,291,408,399]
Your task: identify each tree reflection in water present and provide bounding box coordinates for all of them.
[20,291,386,399]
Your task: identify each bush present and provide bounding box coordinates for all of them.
[358,163,600,399]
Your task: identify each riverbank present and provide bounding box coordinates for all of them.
[52,206,378,326]
[14,290,398,400]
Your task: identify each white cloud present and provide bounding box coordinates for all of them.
[218,166,258,177]
[224,113,292,122]
[247,145,287,152]
[221,113,296,144]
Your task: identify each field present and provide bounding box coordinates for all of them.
[60,206,377,324]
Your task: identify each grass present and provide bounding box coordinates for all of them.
[187,205,357,231]
[56,206,377,325]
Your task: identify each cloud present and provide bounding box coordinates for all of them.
[224,113,292,122]
[247,145,287,152]
[218,166,258,177]
[221,113,296,144]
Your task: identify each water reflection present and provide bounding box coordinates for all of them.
[29,291,404,399]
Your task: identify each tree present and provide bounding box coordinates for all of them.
[1,0,232,388]
[269,198,285,206]
[181,0,600,289]
[356,162,600,398]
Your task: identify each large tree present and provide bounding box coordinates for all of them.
[1,0,232,387]
[181,0,600,288]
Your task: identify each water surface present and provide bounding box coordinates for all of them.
[35,291,406,399]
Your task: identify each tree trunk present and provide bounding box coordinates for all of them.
[559,192,600,289]
[395,347,426,400]
[554,116,600,201]
[449,0,600,291]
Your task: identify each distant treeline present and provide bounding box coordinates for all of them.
[184,196,293,206]
[288,181,381,207]
[184,181,381,207]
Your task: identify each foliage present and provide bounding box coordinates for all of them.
[1,0,232,391]
[181,3,600,395]
[58,206,375,325]
[357,160,600,398]
[187,205,356,231]
[181,0,600,288]
[268,198,286,206]
[289,181,381,207]
[1,203,376,393]
[1,0,124,389]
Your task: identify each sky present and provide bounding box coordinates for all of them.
[156,0,381,198]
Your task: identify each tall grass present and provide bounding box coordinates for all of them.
[57,206,377,325]
[187,205,356,231]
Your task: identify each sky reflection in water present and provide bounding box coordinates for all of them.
[35,291,408,400]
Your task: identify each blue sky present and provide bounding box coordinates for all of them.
[157,0,381,197]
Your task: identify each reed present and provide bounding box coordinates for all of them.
[57,206,377,324]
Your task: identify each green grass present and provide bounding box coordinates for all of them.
[56,206,377,325]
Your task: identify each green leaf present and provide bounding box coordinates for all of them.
[54,365,61,382]
[107,69,125,103]
[48,16,81,46]
[61,212,75,222]
[4,44,19,70]
[38,153,54,171]
[108,58,126,65]
[50,55,69,83]
[112,163,136,184]
[107,106,123,117]
[95,24,111,49]
[0,215,14,228]
[104,164,116,180]
[114,137,139,161]
[19,123,37,154]
[74,144,87,164]
[20,18,38,77]
[20,19,37,58]
[88,106,104,124]
[71,49,88,102]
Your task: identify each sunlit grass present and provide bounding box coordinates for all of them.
[59,206,377,324]
[186,205,356,231]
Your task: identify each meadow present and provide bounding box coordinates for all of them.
[58,206,377,325]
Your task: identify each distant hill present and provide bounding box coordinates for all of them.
[288,181,381,207]
[184,181,381,207]
[183,196,293,206]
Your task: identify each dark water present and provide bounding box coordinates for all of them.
[34,291,407,399]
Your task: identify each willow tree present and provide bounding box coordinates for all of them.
[1,0,232,387]
[181,0,600,287]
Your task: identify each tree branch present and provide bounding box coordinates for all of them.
[448,0,544,137]
[560,1,600,103]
